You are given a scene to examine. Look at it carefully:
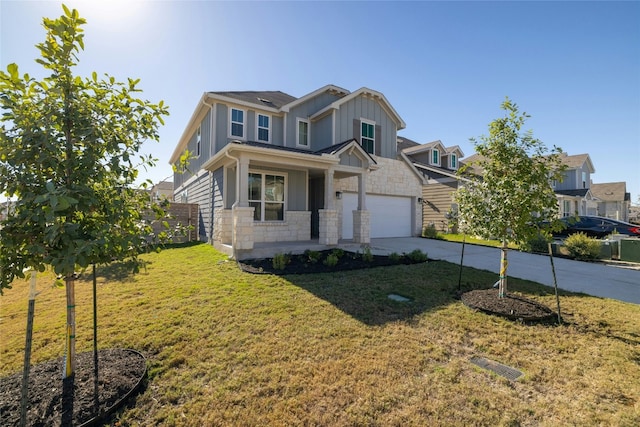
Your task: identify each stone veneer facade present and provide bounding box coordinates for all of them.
[213,157,423,253]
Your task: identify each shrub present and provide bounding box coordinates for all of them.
[407,249,428,263]
[272,253,291,270]
[521,233,552,254]
[388,252,401,263]
[323,254,339,267]
[304,250,322,264]
[331,248,345,259]
[564,232,601,261]
[362,246,374,263]
[422,223,438,239]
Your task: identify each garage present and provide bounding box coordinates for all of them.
[342,193,413,239]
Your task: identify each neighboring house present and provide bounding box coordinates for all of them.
[553,153,598,217]
[150,180,173,201]
[590,182,630,222]
[399,137,466,232]
[170,85,424,257]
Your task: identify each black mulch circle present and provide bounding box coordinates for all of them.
[0,348,147,427]
[460,288,557,322]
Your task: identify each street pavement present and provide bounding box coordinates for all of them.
[366,237,640,305]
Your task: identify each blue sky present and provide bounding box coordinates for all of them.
[2,0,639,203]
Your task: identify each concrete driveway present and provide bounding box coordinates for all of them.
[367,237,640,305]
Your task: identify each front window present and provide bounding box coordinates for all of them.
[450,153,457,169]
[297,118,309,147]
[432,149,440,165]
[582,171,587,189]
[248,172,285,221]
[361,120,375,154]
[257,114,270,142]
[230,108,244,138]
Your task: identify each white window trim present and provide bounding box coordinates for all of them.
[195,125,201,158]
[296,118,310,148]
[431,148,440,166]
[248,170,288,222]
[449,153,457,169]
[256,113,271,143]
[229,107,246,140]
[360,118,376,154]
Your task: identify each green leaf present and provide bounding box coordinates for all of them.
[7,63,18,80]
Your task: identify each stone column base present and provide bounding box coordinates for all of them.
[353,210,370,244]
[233,206,254,250]
[319,209,339,245]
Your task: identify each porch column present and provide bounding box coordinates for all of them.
[353,171,370,244]
[319,168,338,245]
[325,168,335,210]
[237,156,249,207]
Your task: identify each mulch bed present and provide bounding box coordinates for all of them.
[239,249,428,275]
[461,288,557,322]
[0,348,146,427]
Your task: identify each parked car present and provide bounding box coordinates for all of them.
[553,216,640,239]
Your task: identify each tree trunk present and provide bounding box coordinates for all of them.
[499,241,508,298]
[64,276,76,377]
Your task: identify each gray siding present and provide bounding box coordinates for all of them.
[286,92,343,149]
[312,115,334,150]
[556,166,591,191]
[177,172,212,242]
[422,181,458,232]
[334,96,397,159]
[173,110,212,189]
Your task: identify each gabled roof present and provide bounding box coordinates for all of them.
[558,153,595,173]
[317,138,378,166]
[207,90,297,110]
[590,182,627,201]
[280,84,349,112]
[310,87,406,130]
[556,188,590,197]
[397,136,421,152]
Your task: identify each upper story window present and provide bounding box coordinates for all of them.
[582,171,587,189]
[257,114,270,143]
[449,153,457,169]
[361,120,375,154]
[431,149,440,166]
[297,118,309,148]
[196,126,201,157]
[230,108,245,139]
[248,172,286,221]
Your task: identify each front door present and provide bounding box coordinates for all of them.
[309,177,324,238]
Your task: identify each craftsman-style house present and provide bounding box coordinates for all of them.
[170,85,424,257]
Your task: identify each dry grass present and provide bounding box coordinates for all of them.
[1,243,639,426]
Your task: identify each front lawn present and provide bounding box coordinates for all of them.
[1,243,638,426]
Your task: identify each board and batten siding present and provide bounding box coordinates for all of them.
[334,96,397,159]
[286,92,343,150]
[422,181,457,232]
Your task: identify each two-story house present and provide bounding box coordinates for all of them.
[590,182,630,222]
[399,137,466,232]
[553,152,598,217]
[170,85,424,258]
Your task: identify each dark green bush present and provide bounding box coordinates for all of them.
[272,253,291,270]
[388,252,401,263]
[323,253,339,267]
[362,246,374,263]
[521,233,552,254]
[407,249,428,263]
[422,224,438,238]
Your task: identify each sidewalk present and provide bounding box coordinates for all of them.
[367,237,640,305]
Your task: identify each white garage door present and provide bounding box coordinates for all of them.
[342,193,412,239]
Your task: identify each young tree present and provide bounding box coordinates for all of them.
[455,98,565,297]
[0,5,169,377]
